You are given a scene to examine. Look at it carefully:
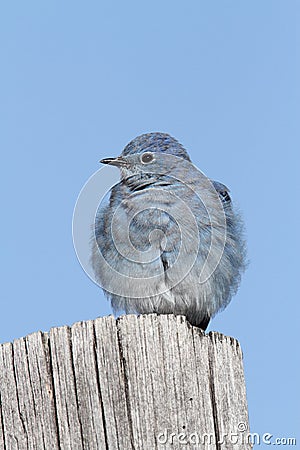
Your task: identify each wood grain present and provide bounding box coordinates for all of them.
[0,314,251,449]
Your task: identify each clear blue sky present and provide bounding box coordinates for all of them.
[1,1,299,445]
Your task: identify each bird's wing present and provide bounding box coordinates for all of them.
[210,180,231,205]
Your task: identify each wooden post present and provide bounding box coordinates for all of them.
[0,314,251,449]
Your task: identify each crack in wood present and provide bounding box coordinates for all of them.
[68,328,85,449]
[47,335,62,450]
[11,343,29,447]
[116,318,136,450]
[92,322,109,450]
[208,339,221,450]
[0,389,6,450]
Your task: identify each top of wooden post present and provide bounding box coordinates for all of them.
[0,314,251,449]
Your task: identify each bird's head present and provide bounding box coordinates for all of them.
[100,132,191,179]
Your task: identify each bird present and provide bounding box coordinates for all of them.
[91,132,246,330]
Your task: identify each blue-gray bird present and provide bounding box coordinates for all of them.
[91,132,246,330]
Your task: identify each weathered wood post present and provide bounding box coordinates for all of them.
[0,314,251,449]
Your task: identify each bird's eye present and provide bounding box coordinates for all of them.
[141,152,154,164]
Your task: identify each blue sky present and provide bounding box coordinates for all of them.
[1,1,299,445]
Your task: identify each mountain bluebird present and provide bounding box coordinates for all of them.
[91,132,246,330]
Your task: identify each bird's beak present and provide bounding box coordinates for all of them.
[99,157,128,167]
